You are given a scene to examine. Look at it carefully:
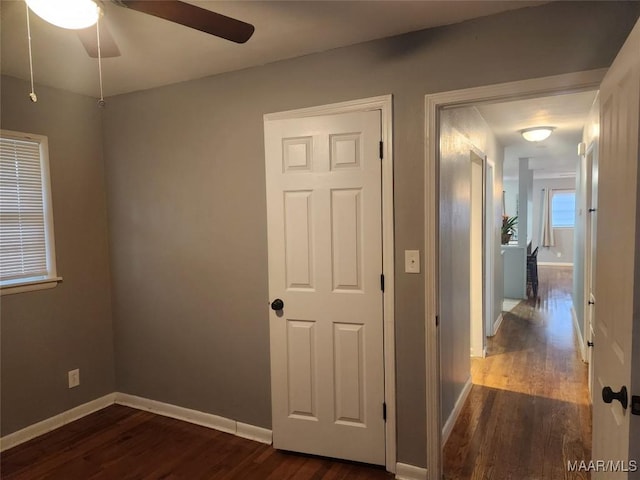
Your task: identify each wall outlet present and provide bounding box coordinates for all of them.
[68,369,80,388]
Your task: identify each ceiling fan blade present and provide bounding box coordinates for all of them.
[77,20,121,58]
[118,1,255,44]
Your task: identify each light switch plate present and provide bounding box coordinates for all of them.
[68,369,80,388]
[405,250,420,273]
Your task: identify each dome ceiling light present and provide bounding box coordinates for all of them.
[520,127,555,142]
[25,0,101,30]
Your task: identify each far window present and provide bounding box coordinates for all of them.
[551,190,576,228]
[0,130,61,294]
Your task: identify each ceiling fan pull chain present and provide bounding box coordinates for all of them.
[24,1,37,103]
[96,14,106,108]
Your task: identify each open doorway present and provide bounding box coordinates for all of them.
[427,72,603,479]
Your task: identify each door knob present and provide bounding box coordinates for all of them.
[587,341,594,347]
[602,385,628,410]
[271,298,284,311]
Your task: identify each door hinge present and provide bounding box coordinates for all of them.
[380,274,385,292]
[588,208,597,212]
[383,402,387,421]
[379,141,384,160]
[436,315,439,327]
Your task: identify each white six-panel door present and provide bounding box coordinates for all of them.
[264,110,385,465]
[592,19,640,479]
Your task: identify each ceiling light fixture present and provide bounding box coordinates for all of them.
[520,127,555,142]
[25,0,100,30]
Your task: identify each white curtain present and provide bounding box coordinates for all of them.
[540,188,555,247]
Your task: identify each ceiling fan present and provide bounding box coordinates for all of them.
[26,0,255,59]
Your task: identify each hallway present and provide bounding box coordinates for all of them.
[443,266,591,479]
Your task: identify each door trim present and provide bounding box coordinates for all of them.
[484,156,496,341]
[469,150,485,358]
[264,95,396,472]
[423,69,606,480]
[583,141,596,365]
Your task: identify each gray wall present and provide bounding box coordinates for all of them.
[439,107,504,426]
[531,177,577,264]
[0,76,115,435]
[102,2,638,467]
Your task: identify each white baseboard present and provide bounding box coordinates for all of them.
[0,393,116,452]
[1,392,273,452]
[538,261,573,267]
[395,462,427,480]
[571,306,586,362]
[115,393,236,435]
[493,313,504,335]
[236,422,273,444]
[442,376,473,446]
[114,393,272,444]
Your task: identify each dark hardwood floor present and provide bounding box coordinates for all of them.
[443,266,592,479]
[1,405,393,480]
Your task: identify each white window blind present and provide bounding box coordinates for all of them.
[0,135,50,283]
[551,190,576,228]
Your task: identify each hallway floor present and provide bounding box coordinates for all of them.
[443,266,592,479]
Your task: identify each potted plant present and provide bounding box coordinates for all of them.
[502,215,518,244]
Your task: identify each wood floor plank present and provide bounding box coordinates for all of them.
[444,266,592,480]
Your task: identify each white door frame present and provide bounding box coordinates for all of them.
[584,141,596,397]
[469,149,486,358]
[484,157,496,341]
[467,148,495,353]
[424,69,606,480]
[264,95,396,472]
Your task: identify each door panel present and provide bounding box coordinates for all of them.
[284,191,314,289]
[287,319,317,419]
[592,19,640,479]
[331,189,363,291]
[265,110,385,465]
[334,322,365,424]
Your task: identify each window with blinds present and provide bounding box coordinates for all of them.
[551,190,576,228]
[0,130,58,291]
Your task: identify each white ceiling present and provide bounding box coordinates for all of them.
[476,90,598,180]
[1,0,546,98]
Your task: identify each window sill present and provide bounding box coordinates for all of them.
[1,277,63,296]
